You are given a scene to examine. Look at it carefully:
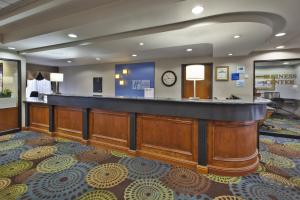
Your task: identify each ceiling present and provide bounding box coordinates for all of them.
[256,59,300,68]
[0,0,300,66]
[0,0,21,9]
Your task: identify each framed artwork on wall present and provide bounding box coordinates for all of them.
[0,63,3,92]
[93,77,102,93]
[215,66,229,81]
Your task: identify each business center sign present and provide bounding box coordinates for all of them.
[256,73,297,85]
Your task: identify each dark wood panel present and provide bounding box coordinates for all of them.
[89,109,130,151]
[29,104,49,133]
[207,121,259,176]
[54,106,83,141]
[0,107,18,132]
[182,63,212,99]
[137,114,198,168]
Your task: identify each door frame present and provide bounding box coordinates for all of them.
[0,58,22,135]
[181,63,214,99]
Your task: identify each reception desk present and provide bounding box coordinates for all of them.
[24,95,268,176]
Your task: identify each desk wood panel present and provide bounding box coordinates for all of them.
[89,109,130,151]
[29,104,49,133]
[54,106,83,141]
[0,107,18,132]
[137,114,198,168]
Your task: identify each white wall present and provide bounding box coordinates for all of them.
[0,51,26,126]
[60,49,300,101]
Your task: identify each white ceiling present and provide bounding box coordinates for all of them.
[0,0,300,66]
[0,0,21,9]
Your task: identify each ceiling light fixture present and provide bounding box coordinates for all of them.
[8,47,16,50]
[139,42,144,46]
[276,45,285,49]
[228,53,233,56]
[96,57,101,61]
[67,60,72,63]
[68,33,78,38]
[275,32,286,37]
[192,5,204,15]
[283,62,289,65]
[186,48,193,52]
[79,42,91,46]
[132,54,137,57]
[233,35,241,39]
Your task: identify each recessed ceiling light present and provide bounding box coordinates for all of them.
[79,42,91,46]
[283,62,289,65]
[276,45,285,49]
[186,48,193,52]
[139,42,144,46]
[68,33,78,38]
[96,57,101,61]
[132,54,137,57]
[228,53,233,56]
[233,35,241,39]
[275,32,286,37]
[192,5,204,15]
[8,47,16,50]
[67,60,72,63]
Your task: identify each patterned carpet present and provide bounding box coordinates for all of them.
[0,131,299,200]
[261,117,300,137]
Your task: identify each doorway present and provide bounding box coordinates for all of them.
[182,63,213,99]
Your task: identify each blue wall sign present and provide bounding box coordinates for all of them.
[115,62,155,97]
[231,73,240,80]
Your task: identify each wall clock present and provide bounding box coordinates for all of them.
[161,70,177,87]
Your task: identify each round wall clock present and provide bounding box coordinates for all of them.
[161,70,177,87]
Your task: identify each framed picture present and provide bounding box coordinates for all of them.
[215,66,229,81]
[0,63,3,92]
[93,77,102,93]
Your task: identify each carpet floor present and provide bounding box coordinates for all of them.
[0,131,299,200]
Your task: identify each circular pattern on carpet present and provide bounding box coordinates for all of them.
[25,137,55,146]
[161,167,211,195]
[283,142,300,151]
[206,174,241,184]
[260,138,274,144]
[213,195,243,200]
[260,172,293,186]
[55,137,72,142]
[77,190,117,200]
[265,164,290,177]
[86,163,128,188]
[14,168,37,184]
[0,134,13,142]
[260,151,295,168]
[0,146,30,165]
[0,184,27,199]
[124,179,174,200]
[37,155,77,173]
[20,146,57,160]
[22,163,95,200]
[0,160,33,177]
[76,149,111,163]
[289,177,300,188]
[0,178,11,190]
[268,143,300,158]
[256,163,266,173]
[174,193,212,200]
[0,139,24,152]
[13,132,40,140]
[111,150,128,158]
[229,175,300,200]
[119,157,170,180]
[56,142,93,155]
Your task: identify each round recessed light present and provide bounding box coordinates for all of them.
[283,62,289,65]
[68,33,78,38]
[228,53,233,56]
[186,48,193,52]
[139,42,144,46]
[233,35,241,39]
[192,5,204,15]
[132,54,137,57]
[79,42,91,46]
[276,45,285,49]
[67,60,72,63]
[8,47,16,50]
[96,57,101,61]
[275,32,286,37]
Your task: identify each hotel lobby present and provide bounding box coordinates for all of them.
[0,0,299,199]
